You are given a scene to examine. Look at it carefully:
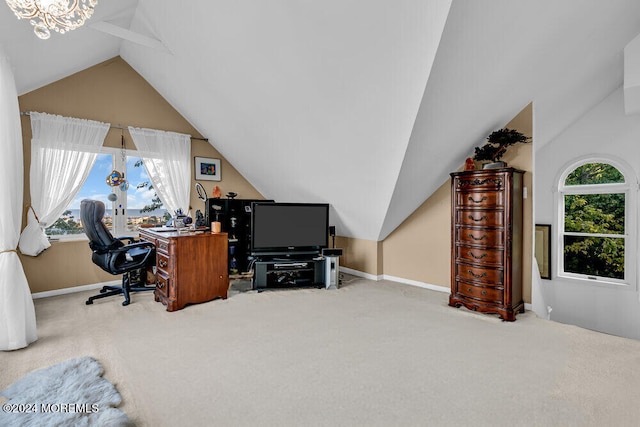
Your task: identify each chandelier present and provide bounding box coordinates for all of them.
[5,0,98,40]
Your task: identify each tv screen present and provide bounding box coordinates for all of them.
[251,203,329,256]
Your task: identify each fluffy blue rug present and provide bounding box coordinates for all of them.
[0,356,131,426]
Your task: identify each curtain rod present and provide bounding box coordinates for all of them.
[19,111,208,142]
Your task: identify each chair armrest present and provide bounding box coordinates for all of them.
[118,241,156,253]
[108,241,156,272]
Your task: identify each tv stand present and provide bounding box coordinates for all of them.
[253,257,325,290]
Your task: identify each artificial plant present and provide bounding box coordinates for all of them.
[473,128,531,163]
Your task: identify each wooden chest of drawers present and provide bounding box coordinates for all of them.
[449,168,524,321]
[139,229,229,312]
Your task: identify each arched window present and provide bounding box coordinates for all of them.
[557,159,636,285]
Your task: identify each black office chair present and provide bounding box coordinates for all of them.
[80,199,156,306]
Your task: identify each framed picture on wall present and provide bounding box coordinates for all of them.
[535,224,551,279]
[195,157,221,181]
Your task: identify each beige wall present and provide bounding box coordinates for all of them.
[381,180,451,286]
[344,103,534,302]
[18,57,263,293]
[335,236,383,276]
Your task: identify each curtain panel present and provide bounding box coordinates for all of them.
[0,45,37,350]
[128,127,191,217]
[18,113,110,256]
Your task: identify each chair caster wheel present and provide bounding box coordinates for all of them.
[122,301,130,306]
[86,300,93,305]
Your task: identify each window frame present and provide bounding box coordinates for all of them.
[554,156,637,288]
[47,146,144,241]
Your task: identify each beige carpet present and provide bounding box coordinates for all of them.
[2,275,640,426]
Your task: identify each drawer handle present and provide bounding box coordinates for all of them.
[468,233,487,241]
[468,269,487,279]
[467,287,472,292]
[159,259,167,268]
[156,281,165,289]
[482,290,488,296]
[468,196,488,204]
[468,251,487,260]
[468,214,488,222]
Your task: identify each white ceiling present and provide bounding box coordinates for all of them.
[2,0,640,241]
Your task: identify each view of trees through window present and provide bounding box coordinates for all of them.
[46,151,169,237]
[563,163,625,280]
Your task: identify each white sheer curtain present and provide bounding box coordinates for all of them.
[128,126,191,216]
[18,112,110,256]
[0,45,37,350]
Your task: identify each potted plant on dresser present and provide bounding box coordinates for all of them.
[473,128,531,169]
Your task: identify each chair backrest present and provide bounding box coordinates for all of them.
[80,199,121,253]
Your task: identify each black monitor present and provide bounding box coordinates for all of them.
[251,202,329,257]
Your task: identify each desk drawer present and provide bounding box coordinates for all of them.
[156,238,170,254]
[157,252,171,275]
[155,272,170,298]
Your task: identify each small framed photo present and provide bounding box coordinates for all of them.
[195,157,221,181]
[535,224,551,279]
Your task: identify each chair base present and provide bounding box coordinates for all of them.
[85,271,154,306]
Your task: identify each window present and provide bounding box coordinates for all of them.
[46,147,168,239]
[557,159,636,285]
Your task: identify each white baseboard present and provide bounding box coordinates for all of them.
[32,280,120,300]
[382,274,450,293]
[339,267,383,281]
[340,267,448,293]
[341,267,533,311]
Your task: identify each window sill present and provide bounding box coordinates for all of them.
[556,273,634,290]
[47,235,88,243]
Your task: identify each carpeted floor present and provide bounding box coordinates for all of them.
[2,275,640,426]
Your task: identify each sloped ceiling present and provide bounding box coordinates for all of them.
[2,0,640,241]
[0,0,138,93]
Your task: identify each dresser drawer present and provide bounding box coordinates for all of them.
[457,281,503,303]
[456,209,504,227]
[455,175,505,190]
[456,227,504,247]
[456,246,503,266]
[456,264,503,284]
[456,191,504,208]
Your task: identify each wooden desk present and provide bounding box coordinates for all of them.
[139,229,229,312]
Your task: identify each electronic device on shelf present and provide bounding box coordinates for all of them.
[253,258,325,290]
[250,202,329,258]
[250,202,330,290]
[204,198,273,274]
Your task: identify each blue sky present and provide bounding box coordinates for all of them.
[70,153,160,211]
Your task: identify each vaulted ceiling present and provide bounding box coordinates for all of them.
[2,0,640,241]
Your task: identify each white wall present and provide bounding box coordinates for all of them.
[535,87,640,339]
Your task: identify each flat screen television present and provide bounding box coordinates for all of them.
[251,202,329,257]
